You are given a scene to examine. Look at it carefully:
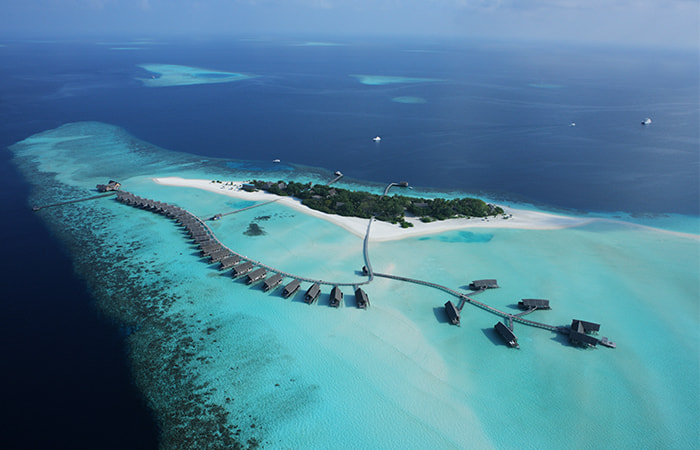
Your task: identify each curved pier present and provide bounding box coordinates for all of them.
[115,190,369,287]
[112,187,612,347]
[373,271,559,332]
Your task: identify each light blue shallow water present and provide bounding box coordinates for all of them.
[11,122,699,448]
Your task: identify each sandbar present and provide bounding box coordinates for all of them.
[152,177,597,241]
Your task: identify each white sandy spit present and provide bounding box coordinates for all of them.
[152,177,597,241]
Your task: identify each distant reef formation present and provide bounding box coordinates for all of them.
[249,180,504,228]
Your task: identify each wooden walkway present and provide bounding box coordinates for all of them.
[205,198,280,221]
[115,190,370,287]
[373,271,559,332]
[111,186,609,344]
[32,191,117,211]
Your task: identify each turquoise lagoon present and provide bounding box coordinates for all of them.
[11,122,699,448]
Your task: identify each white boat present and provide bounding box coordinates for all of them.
[641,118,652,125]
[272,159,281,163]
[569,122,576,127]
[373,136,381,142]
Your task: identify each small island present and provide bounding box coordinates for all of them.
[245,180,504,227]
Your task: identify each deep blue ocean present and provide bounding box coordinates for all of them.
[0,36,697,448]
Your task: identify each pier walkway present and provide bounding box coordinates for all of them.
[115,190,369,287]
[205,199,280,221]
[32,192,117,211]
[327,173,344,185]
[111,187,606,344]
[373,271,559,332]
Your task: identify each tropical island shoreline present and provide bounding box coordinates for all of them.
[152,176,598,241]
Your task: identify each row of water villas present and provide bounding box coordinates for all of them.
[115,191,370,309]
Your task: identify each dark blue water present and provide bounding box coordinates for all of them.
[0,36,697,448]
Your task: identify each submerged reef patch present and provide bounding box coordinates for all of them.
[350,74,444,85]
[392,96,427,104]
[138,64,256,87]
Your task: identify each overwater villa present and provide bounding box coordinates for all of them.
[305,283,321,304]
[355,288,369,309]
[329,286,343,308]
[494,321,519,348]
[469,279,499,290]
[283,279,301,298]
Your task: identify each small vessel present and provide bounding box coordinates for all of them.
[641,118,652,125]
[569,122,576,127]
[373,136,381,142]
[334,170,343,176]
[272,159,281,163]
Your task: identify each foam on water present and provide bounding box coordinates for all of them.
[10,122,699,448]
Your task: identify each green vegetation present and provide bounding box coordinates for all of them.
[250,180,504,224]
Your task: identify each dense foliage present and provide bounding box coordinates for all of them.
[250,180,503,224]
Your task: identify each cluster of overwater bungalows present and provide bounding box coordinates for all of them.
[444,279,615,349]
[114,190,369,309]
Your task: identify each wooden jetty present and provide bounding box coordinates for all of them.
[354,287,369,309]
[263,273,284,292]
[283,279,301,298]
[112,188,616,351]
[304,283,321,304]
[444,301,460,325]
[32,191,117,211]
[329,286,343,308]
[494,321,519,348]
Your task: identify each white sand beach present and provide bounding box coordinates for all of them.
[152,177,596,241]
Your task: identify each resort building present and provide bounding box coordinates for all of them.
[329,286,343,308]
[354,288,369,309]
[283,279,301,298]
[263,273,283,292]
[494,321,519,348]
[518,299,551,310]
[469,279,499,290]
[444,301,460,325]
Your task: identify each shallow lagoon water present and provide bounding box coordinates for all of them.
[11,122,699,448]
[138,64,256,87]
